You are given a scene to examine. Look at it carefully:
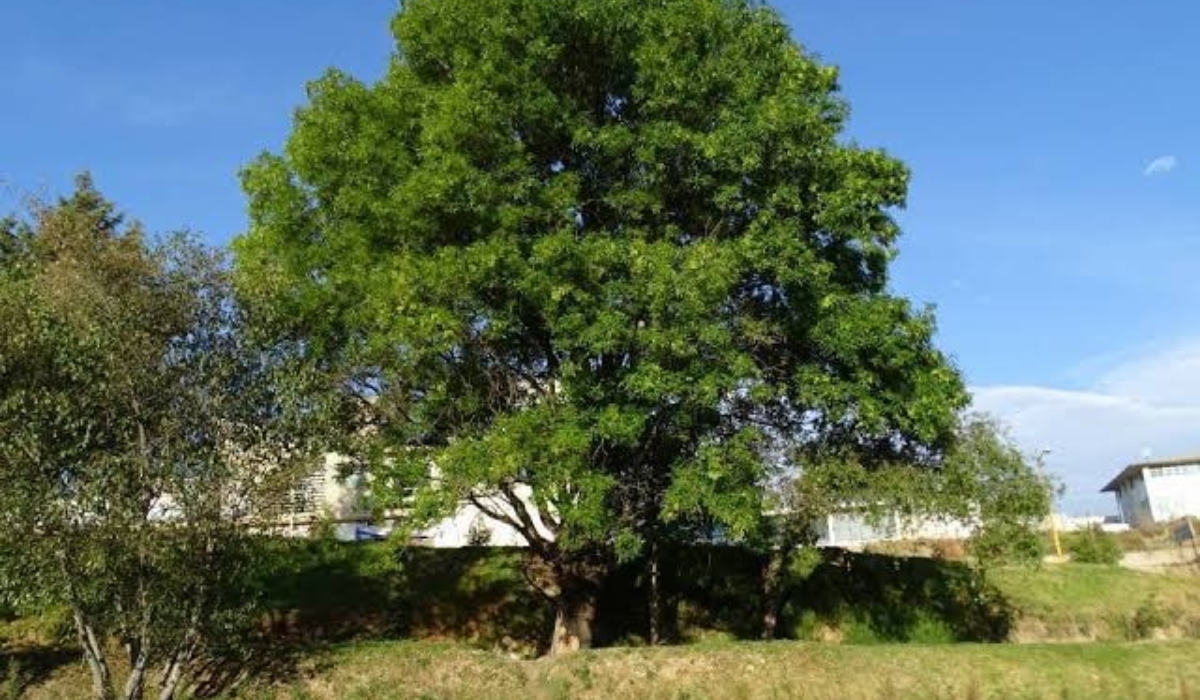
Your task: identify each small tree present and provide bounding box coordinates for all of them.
[758,413,1052,637]
[949,415,1054,566]
[1068,526,1122,565]
[0,177,317,700]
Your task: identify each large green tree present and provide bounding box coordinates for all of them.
[237,0,967,653]
[0,177,315,700]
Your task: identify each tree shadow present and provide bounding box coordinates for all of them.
[785,549,1014,642]
[0,645,78,697]
[0,539,1012,698]
[611,545,1015,644]
[248,541,551,656]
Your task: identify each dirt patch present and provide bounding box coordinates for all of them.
[1121,549,1199,573]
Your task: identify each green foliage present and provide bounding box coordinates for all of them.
[828,611,955,645]
[780,550,1013,643]
[935,414,1053,566]
[1068,527,1123,565]
[236,0,967,644]
[1,657,21,700]
[309,516,340,542]
[1127,596,1170,640]
[772,413,1051,576]
[969,521,1046,566]
[0,176,319,700]
[236,542,1014,648]
[945,415,1054,523]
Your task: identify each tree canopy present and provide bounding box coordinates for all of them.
[236,0,968,653]
[0,176,313,700]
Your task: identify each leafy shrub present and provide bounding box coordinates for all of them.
[1068,527,1122,565]
[969,522,1045,565]
[779,550,1013,643]
[1126,596,1169,640]
[0,608,73,648]
[1,658,21,700]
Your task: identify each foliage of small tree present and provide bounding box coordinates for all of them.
[968,520,1046,565]
[0,177,319,700]
[1068,526,1123,565]
[946,415,1054,566]
[759,413,1052,637]
[235,0,967,653]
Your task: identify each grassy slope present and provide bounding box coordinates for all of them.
[21,639,1200,700]
[188,640,1200,700]
[989,564,1200,640]
[12,557,1200,698]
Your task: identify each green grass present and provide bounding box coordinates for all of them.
[217,640,1200,700]
[988,563,1200,640]
[19,638,1200,700]
[11,549,1200,698]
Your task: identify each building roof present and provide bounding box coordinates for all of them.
[1101,454,1200,493]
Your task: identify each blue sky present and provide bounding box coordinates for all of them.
[4,1,1200,514]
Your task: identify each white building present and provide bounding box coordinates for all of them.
[815,512,975,549]
[1102,454,1200,527]
[276,459,984,548]
[269,454,553,546]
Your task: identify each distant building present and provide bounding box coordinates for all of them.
[265,454,554,546]
[1102,454,1200,527]
[812,511,974,549]
[272,459,984,547]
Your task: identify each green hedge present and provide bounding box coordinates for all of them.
[244,540,1012,651]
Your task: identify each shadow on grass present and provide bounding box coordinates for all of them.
[647,547,1014,644]
[0,645,78,698]
[248,541,551,656]
[787,549,1015,642]
[244,541,1015,653]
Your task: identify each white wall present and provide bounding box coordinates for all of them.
[412,484,557,547]
[1144,464,1200,523]
[413,500,529,547]
[814,512,975,548]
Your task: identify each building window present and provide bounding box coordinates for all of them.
[1153,464,1200,477]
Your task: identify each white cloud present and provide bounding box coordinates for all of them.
[971,339,1200,516]
[1143,155,1178,176]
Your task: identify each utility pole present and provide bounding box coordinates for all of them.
[1037,449,1063,558]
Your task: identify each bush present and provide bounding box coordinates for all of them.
[1068,527,1123,565]
[969,522,1045,565]
[0,608,73,648]
[1127,596,1170,640]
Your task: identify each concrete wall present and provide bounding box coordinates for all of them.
[1116,474,1154,527]
[814,512,975,549]
[411,485,555,547]
[1144,464,1200,523]
[278,462,558,546]
[284,459,983,548]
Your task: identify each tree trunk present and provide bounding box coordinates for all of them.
[122,641,149,700]
[550,590,597,655]
[157,654,188,700]
[73,610,115,700]
[156,618,199,700]
[760,548,785,641]
[648,542,661,645]
[522,548,606,656]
